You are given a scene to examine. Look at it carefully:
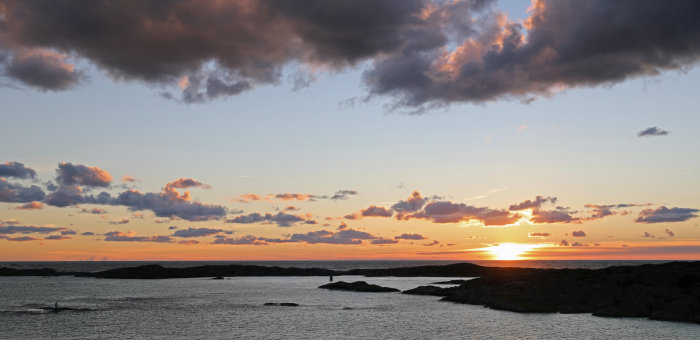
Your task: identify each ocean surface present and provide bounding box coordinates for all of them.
[1,260,698,339]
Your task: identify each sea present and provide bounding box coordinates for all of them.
[1,260,698,339]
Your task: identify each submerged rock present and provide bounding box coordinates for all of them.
[319,281,399,293]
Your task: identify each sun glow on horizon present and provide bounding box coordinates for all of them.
[477,242,548,260]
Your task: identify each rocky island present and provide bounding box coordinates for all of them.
[2,261,698,323]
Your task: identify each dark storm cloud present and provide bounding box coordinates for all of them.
[172,227,225,238]
[0,0,428,102]
[1,1,699,107]
[635,206,699,223]
[365,0,700,110]
[0,178,46,203]
[55,162,112,187]
[0,161,36,179]
[3,50,83,91]
[394,233,426,240]
[638,127,669,137]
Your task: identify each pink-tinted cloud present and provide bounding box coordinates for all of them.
[14,201,43,210]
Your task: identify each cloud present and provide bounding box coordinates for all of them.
[212,235,267,245]
[345,205,393,219]
[401,200,519,226]
[664,229,675,237]
[423,240,440,246]
[166,178,212,190]
[44,234,71,240]
[110,182,226,221]
[104,231,173,243]
[61,230,76,235]
[3,49,83,91]
[81,231,95,236]
[394,233,427,240]
[44,185,92,207]
[365,0,700,110]
[274,193,314,201]
[81,207,106,215]
[0,178,46,203]
[509,196,557,211]
[14,201,43,210]
[0,161,36,179]
[121,175,138,183]
[638,127,670,137]
[528,232,550,238]
[371,238,398,245]
[172,227,225,238]
[559,239,569,246]
[531,207,578,224]
[0,225,69,234]
[56,162,112,187]
[226,212,314,227]
[108,219,130,225]
[635,206,699,223]
[0,236,40,242]
[572,230,586,237]
[330,190,358,201]
[391,191,427,214]
[641,232,654,238]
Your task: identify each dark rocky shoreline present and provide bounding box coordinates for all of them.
[2,261,698,323]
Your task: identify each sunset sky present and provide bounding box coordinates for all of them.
[1,0,699,261]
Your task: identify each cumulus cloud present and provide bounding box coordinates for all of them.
[14,201,43,210]
[635,206,699,223]
[401,200,519,226]
[638,127,670,137]
[55,162,112,187]
[172,227,226,238]
[0,178,46,203]
[0,161,36,179]
[108,219,130,225]
[571,230,586,237]
[664,229,675,237]
[226,212,314,227]
[509,196,557,211]
[394,233,427,240]
[345,205,393,220]
[3,49,83,91]
[104,231,173,243]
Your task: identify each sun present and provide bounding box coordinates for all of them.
[480,243,545,260]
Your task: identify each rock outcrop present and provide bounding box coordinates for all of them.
[319,281,399,292]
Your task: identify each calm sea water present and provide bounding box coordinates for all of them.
[1,261,698,339]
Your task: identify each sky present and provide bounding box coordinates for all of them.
[0,0,699,261]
